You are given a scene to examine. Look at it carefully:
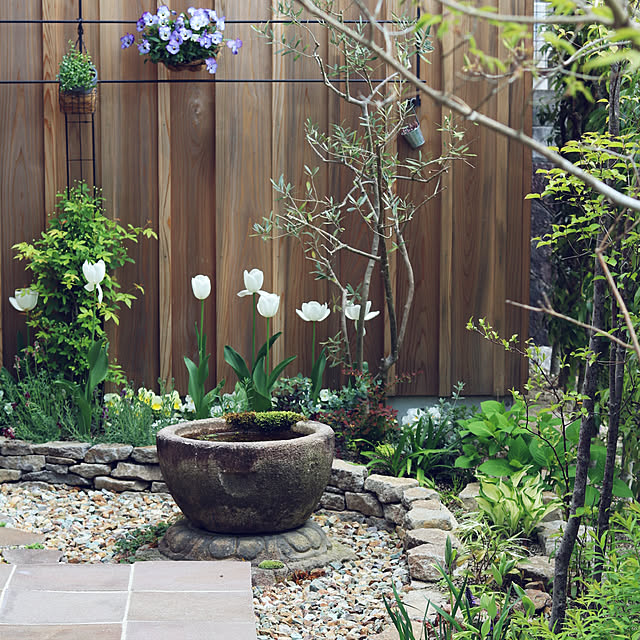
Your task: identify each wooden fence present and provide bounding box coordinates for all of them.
[0,0,532,397]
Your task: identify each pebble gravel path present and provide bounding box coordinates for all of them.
[0,482,408,639]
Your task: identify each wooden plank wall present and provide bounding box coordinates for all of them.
[0,0,531,397]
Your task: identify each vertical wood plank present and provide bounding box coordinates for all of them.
[215,0,272,391]
[169,68,217,394]
[439,0,454,396]
[158,64,172,386]
[99,0,160,388]
[394,0,443,396]
[0,0,45,369]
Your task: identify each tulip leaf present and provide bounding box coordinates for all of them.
[223,345,251,381]
[310,348,327,403]
[252,358,269,396]
[87,339,109,396]
[267,355,297,390]
[253,333,282,373]
[184,356,203,407]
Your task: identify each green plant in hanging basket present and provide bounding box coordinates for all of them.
[57,41,98,93]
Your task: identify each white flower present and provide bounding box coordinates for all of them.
[4,403,13,416]
[183,395,196,413]
[9,288,38,312]
[296,301,330,323]
[257,292,280,318]
[191,274,211,300]
[402,408,425,427]
[319,389,332,402]
[157,5,170,20]
[426,406,442,423]
[237,269,265,297]
[344,300,379,322]
[103,393,120,406]
[344,300,379,335]
[82,259,106,304]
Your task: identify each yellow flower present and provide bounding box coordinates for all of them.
[151,394,163,411]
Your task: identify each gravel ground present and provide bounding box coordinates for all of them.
[0,482,408,639]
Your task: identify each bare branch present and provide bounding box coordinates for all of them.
[506,298,635,352]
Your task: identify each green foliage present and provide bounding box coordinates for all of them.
[509,502,640,639]
[359,412,461,486]
[0,359,78,443]
[99,385,188,447]
[385,539,531,640]
[184,298,225,419]
[12,183,156,384]
[55,337,109,439]
[475,469,561,538]
[224,333,296,411]
[456,518,524,589]
[57,41,97,92]
[224,411,303,432]
[113,520,173,563]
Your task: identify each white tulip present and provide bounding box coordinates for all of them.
[237,268,265,297]
[344,300,379,336]
[191,274,211,300]
[9,288,38,312]
[82,260,106,304]
[296,301,330,323]
[257,292,280,318]
[344,300,380,322]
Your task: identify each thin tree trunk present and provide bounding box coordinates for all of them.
[595,60,623,582]
[549,262,608,630]
[550,60,621,632]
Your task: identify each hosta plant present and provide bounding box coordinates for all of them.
[475,468,561,538]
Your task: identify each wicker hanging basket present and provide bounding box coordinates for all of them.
[163,59,206,72]
[59,86,98,115]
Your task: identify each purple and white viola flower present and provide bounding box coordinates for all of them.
[226,38,242,54]
[120,33,134,49]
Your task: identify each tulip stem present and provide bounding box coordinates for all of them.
[91,289,97,345]
[312,321,316,365]
[199,299,205,360]
[26,312,30,351]
[266,317,270,377]
[252,293,257,370]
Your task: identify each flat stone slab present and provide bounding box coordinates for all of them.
[0,528,45,547]
[0,560,257,639]
[2,548,63,564]
[159,517,355,584]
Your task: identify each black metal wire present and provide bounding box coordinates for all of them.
[0,79,390,84]
[0,19,394,25]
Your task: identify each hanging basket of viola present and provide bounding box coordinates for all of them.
[120,6,243,76]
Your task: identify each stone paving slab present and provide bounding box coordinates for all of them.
[0,527,45,547]
[0,560,257,639]
[1,548,63,565]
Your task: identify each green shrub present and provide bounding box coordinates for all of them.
[13,182,156,384]
[359,413,461,486]
[0,357,78,443]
